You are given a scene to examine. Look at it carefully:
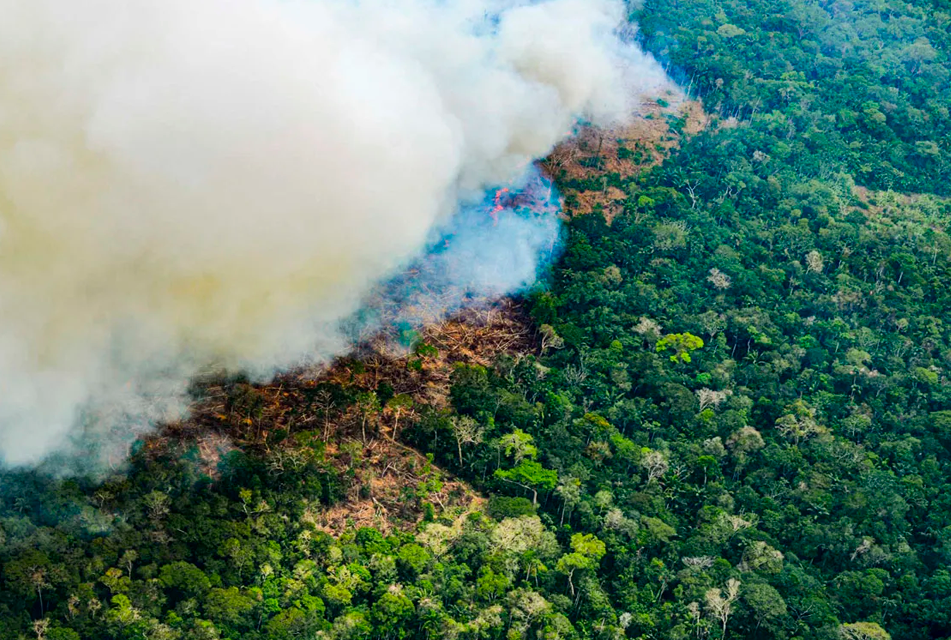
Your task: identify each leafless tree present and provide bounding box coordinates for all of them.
[451,417,484,467]
[705,578,741,640]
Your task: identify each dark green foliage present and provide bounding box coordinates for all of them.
[3,1,951,639]
[637,0,951,195]
[486,495,536,519]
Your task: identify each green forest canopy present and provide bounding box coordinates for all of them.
[2,0,951,639]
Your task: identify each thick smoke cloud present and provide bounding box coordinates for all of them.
[0,0,666,467]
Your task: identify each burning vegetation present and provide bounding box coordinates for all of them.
[139,101,697,532]
[151,167,556,531]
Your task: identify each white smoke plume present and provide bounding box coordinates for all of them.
[0,0,666,468]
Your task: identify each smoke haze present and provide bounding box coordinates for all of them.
[0,0,667,467]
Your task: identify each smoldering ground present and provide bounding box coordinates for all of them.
[0,0,668,469]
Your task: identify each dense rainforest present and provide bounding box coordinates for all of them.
[2,0,951,639]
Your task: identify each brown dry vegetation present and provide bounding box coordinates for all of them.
[146,95,708,534]
[153,299,533,533]
[542,94,709,221]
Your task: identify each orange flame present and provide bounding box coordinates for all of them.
[489,187,509,224]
